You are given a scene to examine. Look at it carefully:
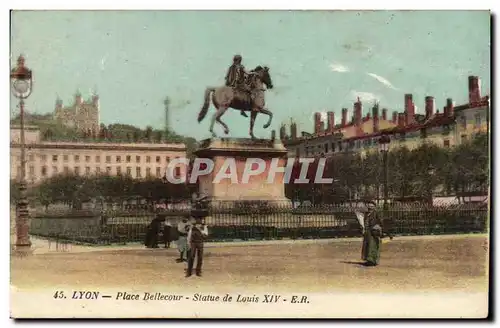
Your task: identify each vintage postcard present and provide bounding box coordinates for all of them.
[9,10,490,319]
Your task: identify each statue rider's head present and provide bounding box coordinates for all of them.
[233,55,242,64]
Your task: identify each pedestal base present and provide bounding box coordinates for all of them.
[194,137,291,207]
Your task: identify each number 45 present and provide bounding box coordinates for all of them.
[53,291,65,299]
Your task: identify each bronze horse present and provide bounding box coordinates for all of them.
[197,66,274,139]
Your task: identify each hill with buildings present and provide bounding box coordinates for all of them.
[10,112,198,156]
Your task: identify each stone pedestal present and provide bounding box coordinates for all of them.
[193,138,291,208]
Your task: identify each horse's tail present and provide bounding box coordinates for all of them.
[198,87,216,123]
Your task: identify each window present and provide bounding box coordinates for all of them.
[41,155,47,162]
[331,142,336,152]
[156,167,161,177]
[136,156,141,163]
[95,156,101,163]
[106,156,111,163]
[126,167,132,176]
[126,155,131,163]
[52,166,58,174]
[74,155,80,162]
[64,166,69,174]
[74,167,80,175]
[63,155,69,162]
[29,154,34,162]
[29,166,35,176]
[96,167,101,174]
[324,143,329,153]
[106,167,112,174]
[85,167,91,175]
[444,140,450,148]
[116,167,122,175]
[116,156,121,163]
[85,156,91,162]
[165,156,170,163]
[174,166,181,178]
[156,156,161,163]
[136,167,141,178]
[146,167,151,177]
[41,166,47,177]
[146,156,151,163]
[475,114,482,127]
[52,155,58,162]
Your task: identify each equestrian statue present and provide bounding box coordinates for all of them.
[197,54,274,139]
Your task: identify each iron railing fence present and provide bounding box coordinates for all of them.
[28,202,488,245]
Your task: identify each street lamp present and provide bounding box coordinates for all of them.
[378,134,391,211]
[11,54,33,254]
[427,164,435,204]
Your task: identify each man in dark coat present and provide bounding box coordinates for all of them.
[186,217,209,277]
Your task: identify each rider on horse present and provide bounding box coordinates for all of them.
[225,55,255,117]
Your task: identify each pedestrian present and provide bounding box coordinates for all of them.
[145,214,163,248]
[176,215,191,263]
[186,216,209,277]
[163,218,173,249]
[361,201,391,266]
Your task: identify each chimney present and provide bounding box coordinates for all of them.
[404,94,415,125]
[354,97,362,126]
[382,108,387,121]
[341,108,348,126]
[398,113,406,128]
[445,98,454,117]
[314,112,322,134]
[279,124,287,140]
[290,122,297,139]
[425,96,435,118]
[319,120,325,133]
[372,104,380,133]
[327,111,335,133]
[271,129,276,141]
[392,111,398,123]
[468,76,481,104]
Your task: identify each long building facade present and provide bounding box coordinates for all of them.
[281,75,489,157]
[10,126,187,184]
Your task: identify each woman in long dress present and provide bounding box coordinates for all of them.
[361,202,386,266]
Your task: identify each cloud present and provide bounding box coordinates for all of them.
[367,73,398,90]
[329,62,350,73]
[350,91,380,103]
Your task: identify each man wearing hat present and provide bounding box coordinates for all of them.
[176,215,191,263]
[361,201,390,266]
[225,54,250,117]
[186,216,209,277]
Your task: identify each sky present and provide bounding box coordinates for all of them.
[10,10,491,140]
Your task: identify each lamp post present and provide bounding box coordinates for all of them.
[11,54,33,254]
[378,134,391,211]
[427,164,435,205]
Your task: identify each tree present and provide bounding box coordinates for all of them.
[145,126,153,142]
